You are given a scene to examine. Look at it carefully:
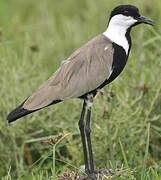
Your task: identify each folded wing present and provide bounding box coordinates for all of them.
[23,35,114,111]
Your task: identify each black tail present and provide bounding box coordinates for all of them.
[7,104,36,123]
[7,99,62,123]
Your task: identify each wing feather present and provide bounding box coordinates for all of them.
[23,35,114,110]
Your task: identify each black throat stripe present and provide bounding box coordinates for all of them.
[80,42,128,99]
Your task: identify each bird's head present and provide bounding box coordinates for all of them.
[108,5,154,29]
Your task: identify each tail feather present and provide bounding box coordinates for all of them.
[7,99,62,123]
[7,104,36,123]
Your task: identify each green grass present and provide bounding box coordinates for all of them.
[0,0,161,179]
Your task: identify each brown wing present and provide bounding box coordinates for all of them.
[23,35,114,110]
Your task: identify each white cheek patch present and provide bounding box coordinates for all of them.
[103,15,137,54]
[109,15,137,27]
[125,17,138,26]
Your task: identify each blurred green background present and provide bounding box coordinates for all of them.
[0,0,161,179]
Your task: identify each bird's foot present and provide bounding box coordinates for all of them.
[86,168,113,180]
[86,171,97,180]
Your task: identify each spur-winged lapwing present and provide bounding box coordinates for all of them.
[7,4,153,179]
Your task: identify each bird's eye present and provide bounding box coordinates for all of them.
[123,10,129,16]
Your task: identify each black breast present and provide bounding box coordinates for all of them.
[79,43,128,99]
[107,43,128,83]
[98,43,128,89]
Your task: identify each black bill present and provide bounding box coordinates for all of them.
[136,16,154,26]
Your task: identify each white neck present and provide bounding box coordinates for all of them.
[103,25,129,54]
[103,15,137,54]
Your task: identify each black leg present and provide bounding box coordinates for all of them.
[85,106,95,174]
[84,95,96,180]
[79,96,96,180]
[78,100,89,171]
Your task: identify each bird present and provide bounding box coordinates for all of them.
[7,4,153,180]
